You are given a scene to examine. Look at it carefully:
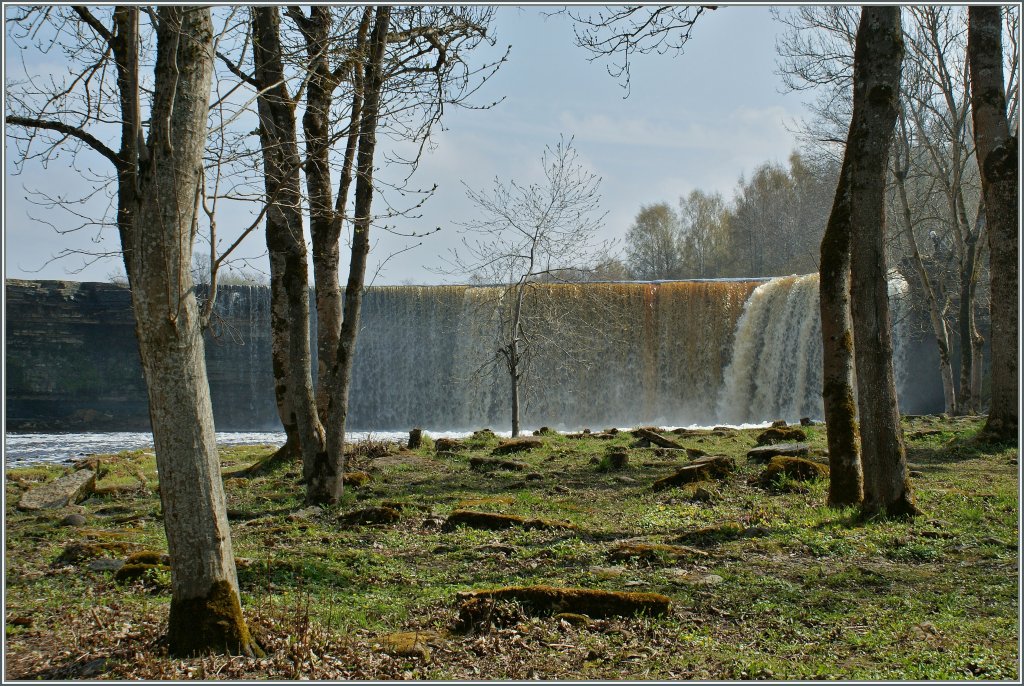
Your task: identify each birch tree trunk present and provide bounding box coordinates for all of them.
[123,6,259,655]
[316,5,392,504]
[846,6,920,518]
[968,6,1019,442]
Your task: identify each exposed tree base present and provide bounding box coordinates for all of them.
[235,438,300,479]
[980,417,1018,445]
[167,581,264,658]
[859,492,924,521]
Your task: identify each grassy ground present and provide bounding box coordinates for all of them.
[3,416,1018,680]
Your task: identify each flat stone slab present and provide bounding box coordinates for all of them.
[18,469,96,511]
[746,443,810,463]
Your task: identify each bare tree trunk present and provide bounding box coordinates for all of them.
[125,7,258,656]
[317,5,392,504]
[819,156,862,507]
[956,223,983,414]
[847,7,920,519]
[295,7,372,423]
[252,7,325,481]
[968,6,1019,441]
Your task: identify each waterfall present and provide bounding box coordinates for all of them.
[5,276,937,432]
[716,274,823,424]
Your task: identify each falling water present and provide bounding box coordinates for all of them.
[716,274,823,424]
[5,276,931,434]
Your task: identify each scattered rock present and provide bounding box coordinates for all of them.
[800,417,814,426]
[114,563,169,585]
[59,513,87,527]
[771,420,788,428]
[607,542,708,563]
[613,475,638,485]
[746,443,810,464]
[685,447,708,460]
[492,437,543,455]
[472,428,497,441]
[17,469,96,511]
[408,428,423,450]
[380,630,440,660]
[588,565,627,578]
[755,427,807,445]
[124,550,170,566]
[633,428,684,450]
[339,506,402,526]
[455,585,670,631]
[668,570,724,586]
[651,456,734,491]
[443,510,575,532]
[532,427,556,436]
[674,522,747,545]
[434,438,464,452]
[421,515,446,530]
[287,506,321,522]
[87,558,126,573]
[554,612,592,627]
[526,472,543,481]
[346,471,370,488]
[552,485,571,495]
[469,456,528,471]
[760,456,829,485]
[52,541,133,567]
[599,450,630,471]
[676,482,719,503]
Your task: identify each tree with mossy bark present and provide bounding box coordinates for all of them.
[845,6,920,519]
[6,6,260,655]
[968,6,1019,444]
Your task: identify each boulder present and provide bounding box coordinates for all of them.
[17,469,96,511]
[755,427,807,446]
[633,428,684,449]
[434,438,464,452]
[746,442,810,463]
[760,456,829,484]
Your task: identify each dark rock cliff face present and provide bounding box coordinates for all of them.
[5,280,279,431]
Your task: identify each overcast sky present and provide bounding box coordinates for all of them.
[3,4,810,285]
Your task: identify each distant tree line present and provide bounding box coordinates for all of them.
[613,151,840,281]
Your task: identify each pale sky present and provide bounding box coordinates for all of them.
[3,4,808,285]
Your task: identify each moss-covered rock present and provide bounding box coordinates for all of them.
[755,427,807,445]
[455,585,670,631]
[607,542,708,564]
[651,455,734,491]
[380,630,441,659]
[469,456,528,471]
[434,438,465,452]
[339,506,402,525]
[443,509,575,532]
[113,562,170,585]
[760,456,829,485]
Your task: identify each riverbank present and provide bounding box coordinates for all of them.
[4,415,1018,679]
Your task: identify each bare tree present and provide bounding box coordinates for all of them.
[568,5,712,93]
[969,6,1019,442]
[447,138,608,437]
[6,6,260,655]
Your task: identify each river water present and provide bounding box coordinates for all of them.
[3,422,776,469]
[3,429,467,469]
